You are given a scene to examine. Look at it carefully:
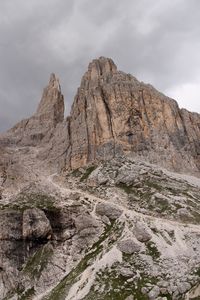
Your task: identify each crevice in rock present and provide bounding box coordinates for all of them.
[100,88,114,139]
[100,87,116,157]
[84,96,90,163]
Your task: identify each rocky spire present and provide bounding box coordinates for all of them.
[66,57,200,173]
[87,56,117,78]
[3,57,200,175]
[7,73,64,146]
[36,73,64,124]
[80,57,117,88]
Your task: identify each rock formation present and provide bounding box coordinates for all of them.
[66,57,200,173]
[26,56,199,175]
[6,73,64,146]
[1,58,200,299]
[1,56,200,175]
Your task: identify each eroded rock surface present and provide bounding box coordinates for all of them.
[1,57,200,300]
[65,57,200,174]
[5,73,64,146]
[22,208,52,240]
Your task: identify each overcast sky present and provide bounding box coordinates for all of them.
[0,0,200,132]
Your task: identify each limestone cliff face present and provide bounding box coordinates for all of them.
[66,57,200,173]
[1,57,200,174]
[7,73,64,146]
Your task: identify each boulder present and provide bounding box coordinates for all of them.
[134,222,152,242]
[95,202,123,220]
[22,208,52,240]
[148,286,160,299]
[117,239,141,254]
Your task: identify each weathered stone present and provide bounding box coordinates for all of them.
[95,202,123,220]
[134,222,152,242]
[117,239,141,254]
[148,286,160,299]
[62,56,200,174]
[177,282,191,294]
[2,57,200,175]
[74,214,99,232]
[22,208,52,240]
[74,214,99,238]
[0,210,22,240]
[6,73,64,147]
[119,267,135,278]
[125,296,134,300]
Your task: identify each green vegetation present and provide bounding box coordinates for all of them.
[116,182,134,194]
[0,193,58,212]
[156,198,170,213]
[84,268,159,300]
[43,221,124,300]
[18,287,35,300]
[80,165,97,182]
[71,168,82,177]
[3,287,35,300]
[23,243,53,279]
[68,164,97,182]
[146,241,160,260]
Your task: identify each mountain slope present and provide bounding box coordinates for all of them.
[0,57,200,300]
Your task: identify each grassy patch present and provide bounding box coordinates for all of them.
[18,287,35,300]
[84,269,159,300]
[0,193,58,212]
[71,168,82,178]
[144,180,162,191]
[80,166,97,182]
[156,198,170,213]
[23,243,53,279]
[43,221,119,300]
[44,222,114,300]
[146,241,160,260]
[2,287,35,300]
[116,182,133,194]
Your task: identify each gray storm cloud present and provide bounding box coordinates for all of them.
[0,0,200,132]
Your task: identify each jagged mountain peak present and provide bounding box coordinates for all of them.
[89,56,117,74]
[49,73,61,89]
[36,72,63,119]
[82,56,118,82]
[5,73,64,146]
[2,57,200,174]
[1,58,200,300]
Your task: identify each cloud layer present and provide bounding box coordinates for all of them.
[0,0,200,131]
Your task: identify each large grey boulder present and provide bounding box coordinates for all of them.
[134,222,152,243]
[74,214,99,237]
[95,202,123,220]
[117,239,141,254]
[148,286,160,299]
[22,208,52,240]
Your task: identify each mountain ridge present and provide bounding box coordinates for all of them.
[1,57,200,300]
[2,56,200,175]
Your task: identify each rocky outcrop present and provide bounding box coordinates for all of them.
[95,202,123,220]
[6,73,64,146]
[66,57,200,173]
[117,238,141,254]
[1,56,200,175]
[22,208,52,240]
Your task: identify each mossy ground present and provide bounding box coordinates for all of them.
[80,165,97,182]
[84,268,158,300]
[23,243,53,279]
[43,221,124,300]
[0,193,58,212]
[3,287,35,300]
[116,175,200,224]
